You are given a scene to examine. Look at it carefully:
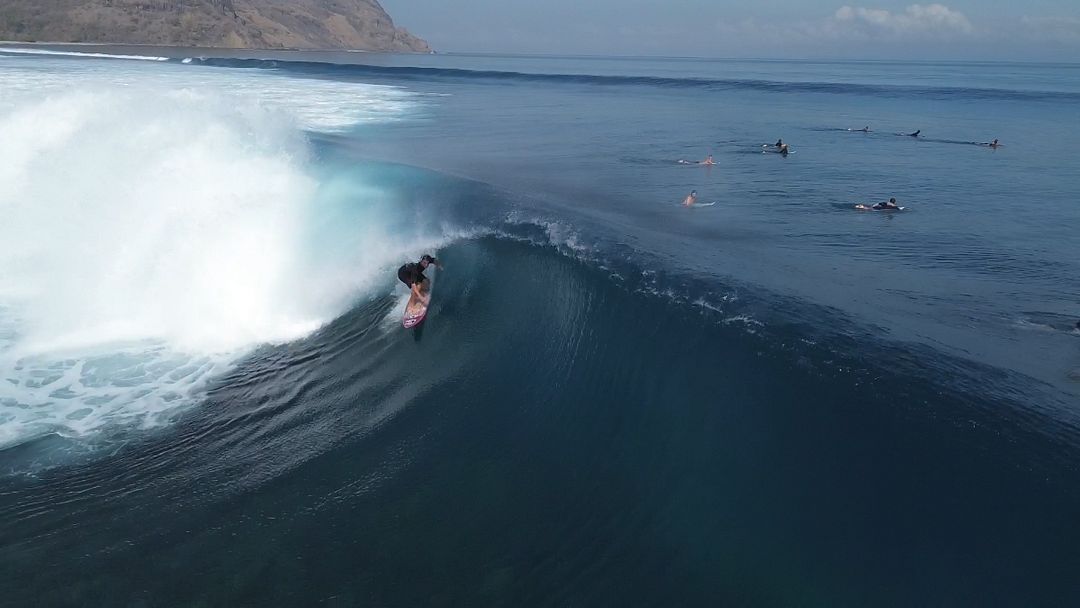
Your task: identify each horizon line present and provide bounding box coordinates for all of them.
[3,40,1079,67]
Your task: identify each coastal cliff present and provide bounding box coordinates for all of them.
[0,0,431,52]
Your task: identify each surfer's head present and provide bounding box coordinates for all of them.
[420,254,436,268]
[889,198,896,204]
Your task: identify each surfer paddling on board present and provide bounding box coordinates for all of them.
[683,190,698,207]
[907,130,921,137]
[774,139,789,155]
[398,254,441,306]
[854,197,903,211]
[872,198,901,210]
[678,154,715,165]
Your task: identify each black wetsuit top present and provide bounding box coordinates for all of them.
[397,263,427,288]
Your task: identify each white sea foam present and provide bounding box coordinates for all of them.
[0,47,170,61]
[0,56,435,450]
[0,54,420,131]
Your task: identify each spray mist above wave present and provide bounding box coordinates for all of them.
[0,54,422,131]
[0,66,442,452]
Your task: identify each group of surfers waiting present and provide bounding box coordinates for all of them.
[680,128,1001,209]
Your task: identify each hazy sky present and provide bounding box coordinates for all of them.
[384,1,1080,60]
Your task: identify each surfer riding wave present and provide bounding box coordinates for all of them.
[398,254,441,306]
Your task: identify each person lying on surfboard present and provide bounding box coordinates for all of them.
[397,254,441,305]
[678,154,714,165]
[872,198,901,210]
[854,198,903,211]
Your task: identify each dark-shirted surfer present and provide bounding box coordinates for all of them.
[907,130,921,137]
[872,198,901,210]
[774,139,789,155]
[398,254,440,305]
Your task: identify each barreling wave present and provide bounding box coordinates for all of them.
[4,219,1080,604]
[0,78,439,453]
[177,56,1080,103]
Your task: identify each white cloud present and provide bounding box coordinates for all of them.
[708,4,1080,59]
[713,4,975,50]
[833,4,973,34]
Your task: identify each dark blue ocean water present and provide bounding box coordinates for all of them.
[2,47,1080,606]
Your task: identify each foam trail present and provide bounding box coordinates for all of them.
[0,47,169,61]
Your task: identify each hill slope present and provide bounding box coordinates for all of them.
[0,0,430,52]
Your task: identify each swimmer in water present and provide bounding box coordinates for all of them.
[907,130,921,137]
[678,154,715,165]
[988,139,1001,148]
[683,190,698,207]
[774,139,789,155]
